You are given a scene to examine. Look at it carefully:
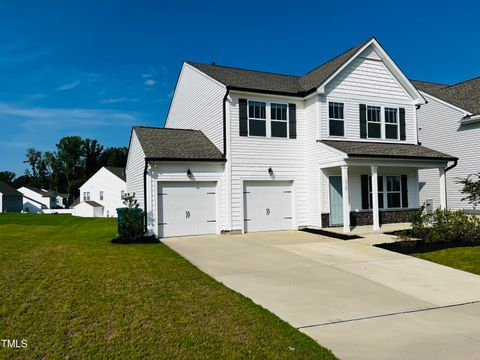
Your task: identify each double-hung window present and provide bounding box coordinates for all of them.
[385,108,399,139]
[121,190,125,200]
[368,176,384,209]
[270,103,288,138]
[248,101,266,136]
[100,191,104,201]
[367,105,381,138]
[386,176,401,208]
[83,192,90,201]
[329,102,344,136]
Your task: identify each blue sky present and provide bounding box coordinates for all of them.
[0,0,479,175]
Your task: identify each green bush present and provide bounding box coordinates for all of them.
[116,193,144,241]
[117,208,144,241]
[411,206,480,244]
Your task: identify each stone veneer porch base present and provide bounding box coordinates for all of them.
[321,209,417,227]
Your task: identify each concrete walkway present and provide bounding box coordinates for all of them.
[163,231,480,360]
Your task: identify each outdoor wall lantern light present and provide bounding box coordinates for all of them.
[268,167,274,176]
[186,168,193,177]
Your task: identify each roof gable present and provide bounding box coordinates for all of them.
[186,37,424,103]
[104,167,126,182]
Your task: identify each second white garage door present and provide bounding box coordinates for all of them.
[243,181,293,232]
[158,182,217,238]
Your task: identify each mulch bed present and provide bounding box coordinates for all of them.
[111,236,160,244]
[375,235,479,255]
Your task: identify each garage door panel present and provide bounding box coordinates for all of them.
[244,181,293,233]
[158,182,217,238]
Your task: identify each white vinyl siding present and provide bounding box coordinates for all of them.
[165,63,226,151]
[322,46,416,143]
[126,131,146,210]
[229,93,306,231]
[418,92,476,211]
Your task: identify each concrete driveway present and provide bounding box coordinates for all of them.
[163,231,480,360]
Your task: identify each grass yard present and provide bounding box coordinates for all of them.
[413,246,480,275]
[0,214,335,359]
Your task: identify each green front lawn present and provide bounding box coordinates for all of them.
[0,214,335,359]
[413,246,480,275]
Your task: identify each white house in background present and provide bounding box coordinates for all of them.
[56,193,70,208]
[412,80,480,213]
[18,186,56,213]
[0,181,23,212]
[126,37,457,238]
[72,167,126,217]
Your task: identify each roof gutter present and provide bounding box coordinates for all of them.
[460,114,480,124]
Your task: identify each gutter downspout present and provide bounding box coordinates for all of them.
[143,159,149,234]
[443,159,458,209]
[222,88,230,156]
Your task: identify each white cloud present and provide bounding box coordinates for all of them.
[56,80,80,91]
[144,79,156,86]
[100,97,139,105]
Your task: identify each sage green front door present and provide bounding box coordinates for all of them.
[329,176,343,226]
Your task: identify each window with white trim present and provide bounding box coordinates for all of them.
[248,101,266,136]
[121,190,125,200]
[385,108,399,139]
[329,102,344,136]
[83,192,90,201]
[386,176,401,208]
[270,103,288,138]
[367,105,381,138]
[100,191,104,201]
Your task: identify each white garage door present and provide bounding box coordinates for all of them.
[158,182,217,238]
[244,181,293,232]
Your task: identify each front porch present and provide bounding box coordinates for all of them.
[320,160,449,233]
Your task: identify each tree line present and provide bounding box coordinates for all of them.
[0,136,128,200]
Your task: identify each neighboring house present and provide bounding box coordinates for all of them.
[126,37,456,237]
[0,181,23,212]
[56,193,70,208]
[72,167,126,217]
[18,186,57,213]
[412,79,480,213]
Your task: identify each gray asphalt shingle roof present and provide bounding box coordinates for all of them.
[0,181,22,196]
[186,39,369,96]
[321,140,457,161]
[412,79,480,115]
[133,126,225,161]
[105,167,126,182]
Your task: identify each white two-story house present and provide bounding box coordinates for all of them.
[72,167,127,217]
[412,79,480,213]
[126,37,456,237]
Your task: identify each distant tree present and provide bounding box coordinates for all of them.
[24,148,49,188]
[100,147,128,168]
[56,136,85,198]
[457,173,480,209]
[24,148,42,180]
[83,138,104,178]
[12,175,29,189]
[0,171,16,184]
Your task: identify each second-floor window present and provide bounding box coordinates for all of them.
[367,105,381,139]
[329,102,344,136]
[83,192,90,201]
[100,191,104,201]
[248,101,266,136]
[121,190,125,200]
[270,103,288,138]
[385,108,399,139]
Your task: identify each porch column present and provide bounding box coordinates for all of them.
[371,166,380,231]
[341,165,350,233]
[439,167,447,209]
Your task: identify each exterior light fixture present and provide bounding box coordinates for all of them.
[186,168,193,177]
[268,167,274,176]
